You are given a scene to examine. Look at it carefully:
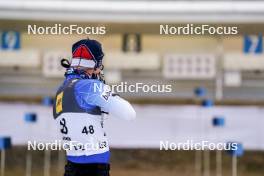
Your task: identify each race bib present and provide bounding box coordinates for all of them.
[56,113,109,156]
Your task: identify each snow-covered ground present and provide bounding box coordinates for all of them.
[0,102,263,150]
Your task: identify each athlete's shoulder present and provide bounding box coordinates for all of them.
[75,79,107,95]
[74,79,112,107]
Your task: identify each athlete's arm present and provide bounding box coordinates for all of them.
[76,80,136,120]
[102,94,136,120]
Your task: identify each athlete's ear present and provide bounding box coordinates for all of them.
[94,68,101,74]
[85,68,94,75]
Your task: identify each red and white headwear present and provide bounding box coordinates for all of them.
[70,39,104,69]
[71,44,96,68]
